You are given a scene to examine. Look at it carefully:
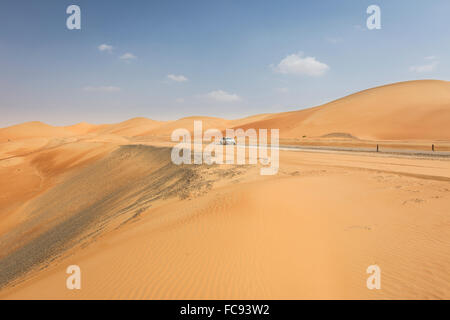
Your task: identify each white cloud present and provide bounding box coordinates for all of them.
[83,86,121,93]
[167,74,188,82]
[120,53,137,61]
[202,90,241,102]
[273,52,329,77]
[410,57,439,73]
[175,98,185,103]
[98,44,113,53]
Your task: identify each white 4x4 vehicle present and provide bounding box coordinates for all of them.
[220,137,236,145]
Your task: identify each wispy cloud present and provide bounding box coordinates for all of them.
[167,74,188,82]
[98,44,113,53]
[120,53,137,61]
[409,56,439,73]
[202,90,241,102]
[273,52,329,77]
[83,86,121,93]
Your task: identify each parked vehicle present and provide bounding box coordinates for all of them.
[220,137,236,145]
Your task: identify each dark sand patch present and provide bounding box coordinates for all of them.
[0,145,246,289]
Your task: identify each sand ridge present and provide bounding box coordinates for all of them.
[0,80,450,299]
[2,80,449,143]
[1,147,449,299]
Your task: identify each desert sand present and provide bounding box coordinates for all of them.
[0,80,449,299]
[236,80,450,141]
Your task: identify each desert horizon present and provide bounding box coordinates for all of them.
[1,1,450,307]
[3,80,450,140]
[1,79,450,299]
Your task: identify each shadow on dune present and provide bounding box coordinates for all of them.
[0,145,211,289]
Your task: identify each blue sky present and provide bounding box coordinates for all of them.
[1,0,449,127]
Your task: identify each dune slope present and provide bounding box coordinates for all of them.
[0,122,74,143]
[2,80,450,142]
[1,80,450,299]
[0,144,250,289]
[236,80,450,140]
[1,148,450,299]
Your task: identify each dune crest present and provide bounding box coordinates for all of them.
[236,80,450,140]
[1,80,450,299]
[0,122,74,143]
[2,80,450,142]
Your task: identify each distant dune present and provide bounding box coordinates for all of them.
[64,122,105,135]
[137,116,233,137]
[0,122,74,143]
[2,80,450,142]
[95,117,163,137]
[1,80,450,299]
[236,80,450,140]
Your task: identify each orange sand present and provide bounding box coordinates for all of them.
[0,80,449,299]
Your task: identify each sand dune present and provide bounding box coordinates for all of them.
[2,80,449,143]
[235,80,450,140]
[0,145,214,287]
[65,122,105,135]
[95,117,163,137]
[1,80,450,299]
[0,145,449,299]
[137,116,233,138]
[0,121,74,143]
[0,139,116,241]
